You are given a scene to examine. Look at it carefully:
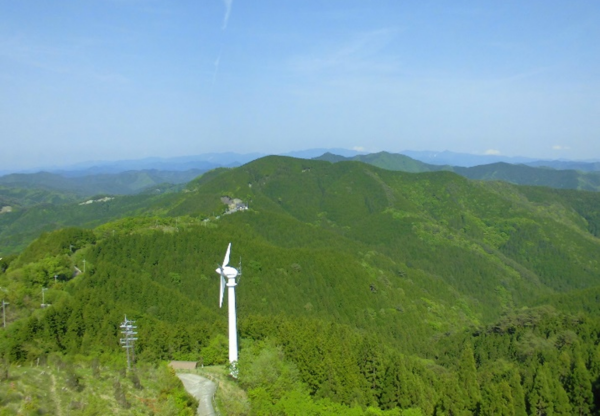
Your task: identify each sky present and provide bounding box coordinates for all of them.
[1,0,600,170]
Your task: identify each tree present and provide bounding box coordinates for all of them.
[568,356,594,415]
[528,364,554,416]
[358,335,387,407]
[508,369,527,416]
[481,380,514,415]
[458,344,481,412]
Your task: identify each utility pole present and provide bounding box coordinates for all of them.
[0,287,6,328]
[120,315,138,371]
[41,287,48,307]
[83,259,86,273]
[1,300,8,328]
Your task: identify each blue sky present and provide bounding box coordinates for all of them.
[1,1,599,170]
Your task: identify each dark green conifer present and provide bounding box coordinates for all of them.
[481,380,514,415]
[508,369,527,416]
[458,344,481,411]
[568,355,594,415]
[527,364,554,416]
[357,335,387,407]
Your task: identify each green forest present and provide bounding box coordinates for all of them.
[2,156,600,414]
[316,151,600,192]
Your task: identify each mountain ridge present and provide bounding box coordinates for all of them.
[2,154,600,413]
[315,151,600,192]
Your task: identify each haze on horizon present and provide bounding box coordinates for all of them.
[1,0,599,171]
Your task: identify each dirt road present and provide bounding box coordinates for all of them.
[177,373,217,416]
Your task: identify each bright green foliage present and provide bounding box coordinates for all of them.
[458,344,481,410]
[239,340,303,406]
[201,333,229,365]
[568,355,594,415]
[2,156,600,414]
[358,334,388,406]
[11,227,95,268]
[508,370,527,416]
[480,380,514,415]
[528,363,555,415]
[317,151,600,192]
[0,192,169,254]
[157,364,198,415]
[238,338,409,415]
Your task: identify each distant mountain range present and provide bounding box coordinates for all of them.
[7,148,598,177]
[401,150,600,169]
[400,150,538,167]
[526,159,600,172]
[315,151,600,192]
[2,149,600,211]
[1,148,364,176]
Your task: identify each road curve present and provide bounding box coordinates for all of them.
[177,373,217,416]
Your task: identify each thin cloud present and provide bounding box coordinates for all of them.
[552,145,571,150]
[222,0,233,29]
[212,53,221,84]
[484,149,501,155]
[0,35,127,84]
[499,66,554,83]
[289,28,400,75]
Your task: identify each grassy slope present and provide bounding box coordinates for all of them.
[0,359,197,415]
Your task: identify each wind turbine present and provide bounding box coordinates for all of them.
[216,242,241,374]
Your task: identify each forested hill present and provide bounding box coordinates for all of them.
[0,169,203,198]
[316,151,600,192]
[0,169,201,253]
[453,162,600,191]
[2,155,600,414]
[0,191,174,254]
[315,151,447,173]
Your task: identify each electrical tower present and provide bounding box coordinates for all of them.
[120,315,138,370]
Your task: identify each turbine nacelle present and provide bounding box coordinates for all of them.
[215,265,238,280]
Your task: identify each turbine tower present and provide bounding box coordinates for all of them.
[216,242,241,375]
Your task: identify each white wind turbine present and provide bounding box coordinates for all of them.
[215,242,241,373]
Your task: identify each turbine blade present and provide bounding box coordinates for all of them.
[219,274,225,308]
[222,243,231,267]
